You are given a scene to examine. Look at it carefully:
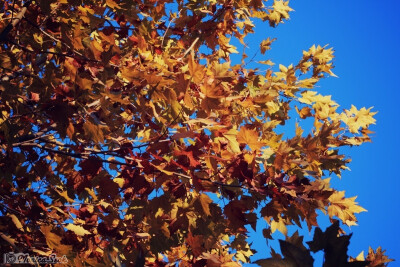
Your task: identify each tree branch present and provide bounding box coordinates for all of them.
[0,0,32,42]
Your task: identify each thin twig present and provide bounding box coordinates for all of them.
[0,0,32,41]
[178,37,199,61]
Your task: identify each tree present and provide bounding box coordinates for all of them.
[0,0,393,266]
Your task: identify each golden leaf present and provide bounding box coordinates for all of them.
[237,127,263,151]
[328,191,367,226]
[270,215,288,235]
[8,214,24,231]
[65,223,91,236]
[260,38,276,55]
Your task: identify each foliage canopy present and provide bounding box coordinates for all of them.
[0,0,393,266]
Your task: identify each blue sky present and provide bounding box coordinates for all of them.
[236,1,400,264]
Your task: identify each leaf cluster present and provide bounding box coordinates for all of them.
[0,0,392,266]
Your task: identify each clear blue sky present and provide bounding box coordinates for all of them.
[237,1,400,264]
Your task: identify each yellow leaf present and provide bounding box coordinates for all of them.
[56,189,75,203]
[355,251,365,261]
[188,52,205,84]
[0,233,16,248]
[106,0,119,9]
[273,0,293,19]
[260,38,276,54]
[258,59,275,66]
[65,223,91,236]
[223,129,241,153]
[237,127,263,151]
[340,105,377,133]
[328,191,367,226]
[113,178,125,188]
[8,214,24,231]
[270,216,287,235]
[151,163,174,176]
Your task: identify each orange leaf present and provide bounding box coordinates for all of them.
[237,127,263,151]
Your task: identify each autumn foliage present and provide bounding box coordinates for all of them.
[0,0,393,266]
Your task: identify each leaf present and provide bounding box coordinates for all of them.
[41,225,73,255]
[255,258,296,267]
[8,214,24,231]
[223,129,242,153]
[198,193,213,216]
[340,105,377,134]
[237,127,263,151]
[307,221,370,267]
[113,178,125,188]
[270,217,288,236]
[83,121,104,143]
[328,191,367,226]
[0,233,17,248]
[0,53,12,69]
[295,106,312,119]
[366,246,394,266]
[65,223,91,236]
[151,163,174,175]
[260,38,276,54]
[79,156,102,176]
[279,240,313,267]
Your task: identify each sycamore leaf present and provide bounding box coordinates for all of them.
[223,129,242,153]
[0,233,16,248]
[237,127,263,151]
[55,189,75,203]
[113,178,125,188]
[328,191,367,226]
[41,226,73,255]
[65,223,91,236]
[151,163,174,175]
[270,216,288,235]
[8,214,24,231]
[0,53,12,69]
[295,106,312,119]
[255,258,296,267]
[273,0,293,19]
[260,38,276,54]
[83,121,104,143]
[340,105,377,133]
[366,246,394,266]
[198,193,213,216]
[267,0,294,26]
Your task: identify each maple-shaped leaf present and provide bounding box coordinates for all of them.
[270,215,288,236]
[267,0,294,26]
[340,105,377,134]
[83,121,105,143]
[237,127,263,151]
[197,193,213,216]
[79,156,102,176]
[307,221,370,267]
[260,38,277,55]
[255,258,297,267]
[365,247,394,266]
[328,191,366,226]
[40,226,73,256]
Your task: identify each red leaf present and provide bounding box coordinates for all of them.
[79,156,102,176]
[174,150,201,168]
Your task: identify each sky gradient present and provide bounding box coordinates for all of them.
[239,1,400,265]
